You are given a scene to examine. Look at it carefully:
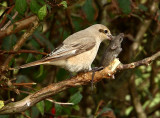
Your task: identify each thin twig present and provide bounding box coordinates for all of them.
[4,98,14,105]
[46,98,74,105]
[117,51,160,71]
[0,5,15,28]
[1,76,20,94]
[1,11,18,31]
[13,83,37,86]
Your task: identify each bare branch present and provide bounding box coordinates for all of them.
[0,15,38,39]
[129,75,147,118]
[0,59,120,114]
[117,51,160,71]
[46,98,74,105]
[0,50,160,114]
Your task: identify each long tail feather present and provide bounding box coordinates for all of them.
[17,60,46,69]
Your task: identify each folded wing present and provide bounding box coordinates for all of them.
[18,37,96,69]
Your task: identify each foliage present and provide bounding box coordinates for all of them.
[15,0,27,15]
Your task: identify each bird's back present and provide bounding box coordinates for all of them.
[63,28,94,44]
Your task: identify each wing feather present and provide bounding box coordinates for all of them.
[18,37,96,69]
[42,37,96,61]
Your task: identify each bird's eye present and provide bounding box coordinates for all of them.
[104,30,108,33]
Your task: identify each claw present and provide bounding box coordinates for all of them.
[90,66,104,90]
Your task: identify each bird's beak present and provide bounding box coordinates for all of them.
[107,34,113,40]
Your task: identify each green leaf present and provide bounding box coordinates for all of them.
[26,53,33,63]
[31,106,40,118]
[68,91,82,104]
[6,14,14,24]
[55,104,63,115]
[138,4,148,11]
[125,106,133,116]
[149,93,160,108]
[36,101,44,115]
[45,100,53,112]
[72,17,84,31]
[60,1,67,9]
[38,5,47,20]
[30,0,41,14]
[0,100,4,109]
[117,0,131,14]
[97,107,112,117]
[73,105,80,111]
[82,0,95,22]
[15,0,27,15]
[63,107,72,115]
[2,35,17,50]
[36,65,44,78]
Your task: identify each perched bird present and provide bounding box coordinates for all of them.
[18,24,112,72]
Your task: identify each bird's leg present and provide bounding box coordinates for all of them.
[91,66,104,71]
[66,70,75,78]
[69,72,74,78]
[91,71,95,90]
[68,71,78,78]
[90,66,104,90]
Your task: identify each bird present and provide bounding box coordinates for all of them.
[18,24,113,72]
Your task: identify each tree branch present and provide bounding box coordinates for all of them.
[129,75,147,118]
[0,59,120,114]
[117,51,160,71]
[0,50,160,114]
[0,15,38,39]
[1,11,18,31]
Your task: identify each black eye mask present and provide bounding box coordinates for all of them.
[99,29,108,34]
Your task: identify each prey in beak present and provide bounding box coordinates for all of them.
[107,34,113,40]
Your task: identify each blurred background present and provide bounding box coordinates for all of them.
[0,0,160,118]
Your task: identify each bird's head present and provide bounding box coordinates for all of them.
[88,24,113,41]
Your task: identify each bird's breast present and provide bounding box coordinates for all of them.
[65,40,101,72]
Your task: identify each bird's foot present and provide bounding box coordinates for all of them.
[90,66,104,90]
[91,66,104,72]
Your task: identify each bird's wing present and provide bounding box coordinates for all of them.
[42,36,96,61]
[18,37,96,69]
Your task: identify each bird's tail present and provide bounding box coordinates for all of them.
[16,60,47,69]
